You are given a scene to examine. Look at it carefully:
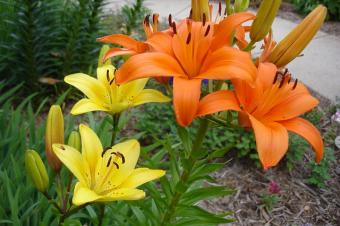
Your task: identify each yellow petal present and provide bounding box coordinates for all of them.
[119,168,165,189]
[133,89,171,106]
[96,65,116,86]
[119,78,149,99]
[71,99,109,115]
[79,124,102,182]
[64,73,108,105]
[52,144,89,186]
[72,182,102,206]
[101,188,145,201]
[106,140,140,186]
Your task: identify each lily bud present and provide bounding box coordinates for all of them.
[250,0,281,42]
[191,0,210,22]
[234,0,250,12]
[25,150,49,192]
[45,105,64,172]
[268,5,327,67]
[67,131,81,151]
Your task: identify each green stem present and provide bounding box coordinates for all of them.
[160,119,209,225]
[111,114,120,146]
[98,205,105,226]
[243,40,255,52]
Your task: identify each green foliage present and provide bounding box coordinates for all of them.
[285,134,309,171]
[0,0,105,94]
[292,0,340,21]
[260,194,280,211]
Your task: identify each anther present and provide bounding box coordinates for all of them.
[283,68,288,76]
[168,14,172,26]
[204,25,211,37]
[218,0,222,16]
[109,78,115,85]
[292,79,298,90]
[224,7,227,15]
[186,32,191,44]
[113,162,119,169]
[202,13,206,26]
[172,22,177,34]
[116,152,125,164]
[60,146,65,150]
[287,76,291,84]
[101,147,111,157]
[152,14,156,24]
[106,70,110,82]
[106,156,112,167]
[189,9,193,19]
[273,72,279,84]
[144,14,150,26]
[279,75,286,88]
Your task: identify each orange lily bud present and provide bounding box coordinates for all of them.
[67,131,81,151]
[250,0,281,42]
[191,0,210,21]
[45,105,64,172]
[25,150,49,192]
[268,5,327,67]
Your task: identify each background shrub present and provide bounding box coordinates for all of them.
[292,0,340,21]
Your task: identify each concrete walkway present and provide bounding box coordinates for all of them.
[105,0,340,102]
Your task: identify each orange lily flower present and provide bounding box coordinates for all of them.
[115,13,257,127]
[197,63,323,169]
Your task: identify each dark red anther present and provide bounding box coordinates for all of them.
[106,70,110,82]
[292,79,298,90]
[273,72,279,84]
[204,25,211,37]
[186,32,192,44]
[189,9,193,19]
[279,75,286,88]
[172,22,177,34]
[109,78,115,85]
[144,14,150,26]
[202,13,206,26]
[218,0,222,16]
[283,68,288,76]
[224,7,227,15]
[113,162,119,169]
[287,76,291,84]
[106,156,112,167]
[152,14,156,24]
[168,14,172,26]
[116,152,125,164]
[60,146,65,150]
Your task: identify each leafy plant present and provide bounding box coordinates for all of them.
[292,0,340,21]
[261,194,280,211]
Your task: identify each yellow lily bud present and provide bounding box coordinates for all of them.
[250,0,281,42]
[234,0,250,12]
[191,0,210,22]
[268,5,327,67]
[67,131,81,151]
[45,105,64,172]
[25,150,49,192]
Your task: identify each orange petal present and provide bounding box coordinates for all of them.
[257,63,277,90]
[281,117,323,163]
[115,53,185,84]
[235,26,248,49]
[173,77,202,126]
[198,47,256,82]
[212,12,255,50]
[103,48,136,61]
[146,32,174,56]
[97,34,148,52]
[196,90,241,116]
[248,114,289,169]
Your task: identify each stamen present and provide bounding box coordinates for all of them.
[106,70,110,82]
[101,147,111,157]
[168,14,172,26]
[186,19,192,32]
[109,78,115,85]
[189,9,192,19]
[106,156,112,167]
[152,14,156,24]
[218,0,222,16]
[202,13,206,26]
[116,152,125,164]
[204,25,211,37]
[283,68,288,76]
[60,146,65,150]
[224,7,227,15]
[144,14,150,26]
[113,162,119,169]
[172,22,177,34]
[279,75,286,88]
[273,72,279,84]
[292,79,298,90]
[287,75,292,84]
[186,32,191,44]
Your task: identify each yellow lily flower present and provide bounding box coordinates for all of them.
[64,65,170,115]
[52,124,165,206]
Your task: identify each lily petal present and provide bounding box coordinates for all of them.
[248,114,289,169]
[101,188,145,202]
[72,182,102,206]
[103,48,136,62]
[79,124,102,181]
[52,144,88,186]
[198,47,256,83]
[64,73,108,105]
[118,168,165,189]
[119,78,149,98]
[115,53,185,84]
[281,117,323,162]
[71,99,109,115]
[196,90,241,116]
[133,89,171,106]
[173,77,202,126]
[146,32,174,56]
[97,34,147,52]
